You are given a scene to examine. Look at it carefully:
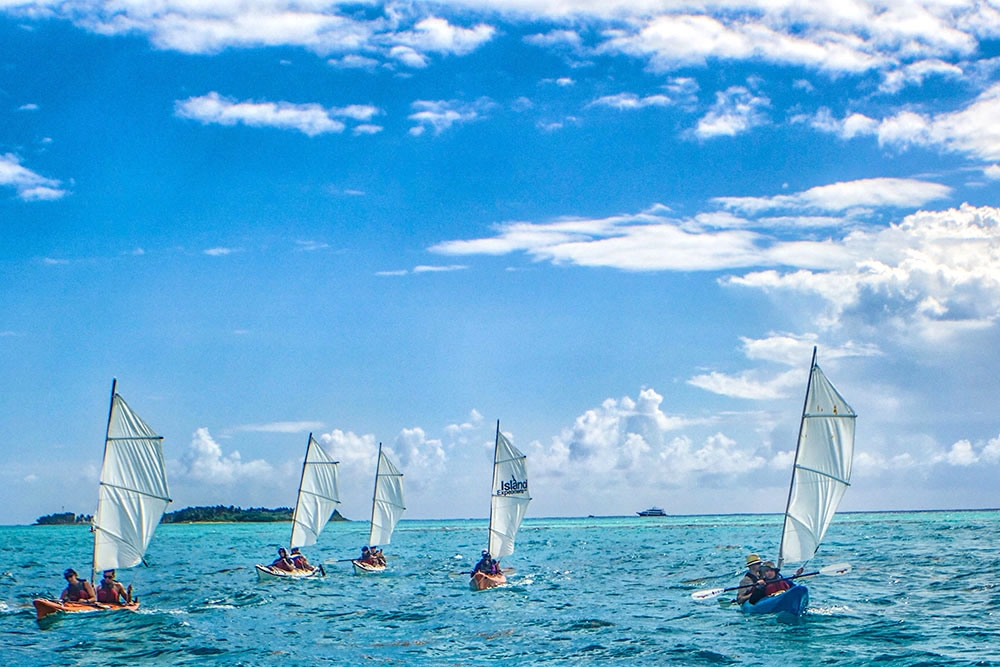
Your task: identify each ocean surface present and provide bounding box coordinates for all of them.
[1,511,998,666]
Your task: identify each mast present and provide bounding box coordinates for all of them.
[92,378,118,582]
[486,420,499,554]
[778,346,817,569]
[367,443,382,547]
[289,433,313,547]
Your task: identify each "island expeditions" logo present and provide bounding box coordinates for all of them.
[496,475,529,497]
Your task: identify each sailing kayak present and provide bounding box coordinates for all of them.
[254,564,323,581]
[351,560,385,575]
[740,584,809,618]
[32,597,139,621]
[470,571,507,591]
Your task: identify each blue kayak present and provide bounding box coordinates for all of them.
[740,584,809,618]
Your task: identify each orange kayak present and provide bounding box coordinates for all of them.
[32,598,140,621]
[469,571,507,591]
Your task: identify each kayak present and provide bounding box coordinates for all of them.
[32,597,139,621]
[351,560,385,575]
[740,584,809,618]
[254,564,323,581]
[469,571,506,591]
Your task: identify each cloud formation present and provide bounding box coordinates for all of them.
[0,153,68,201]
[179,428,274,485]
[175,92,380,136]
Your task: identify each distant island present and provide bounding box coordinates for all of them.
[35,505,348,525]
[33,512,93,526]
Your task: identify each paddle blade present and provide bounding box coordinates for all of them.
[691,587,725,601]
[819,562,852,576]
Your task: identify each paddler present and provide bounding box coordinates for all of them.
[60,568,96,602]
[96,569,131,604]
[735,554,764,605]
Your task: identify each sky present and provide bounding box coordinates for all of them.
[3,0,1000,529]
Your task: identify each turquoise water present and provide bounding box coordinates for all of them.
[2,511,999,665]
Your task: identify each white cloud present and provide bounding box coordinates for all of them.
[390,16,495,57]
[203,246,241,256]
[808,84,1000,161]
[0,153,68,201]
[236,421,325,434]
[179,428,274,485]
[588,92,673,110]
[175,92,368,136]
[694,86,770,139]
[328,54,379,70]
[408,98,492,135]
[714,177,952,214]
[726,204,1000,340]
[688,368,802,399]
[412,264,469,273]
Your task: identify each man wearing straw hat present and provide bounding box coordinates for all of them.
[735,554,765,605]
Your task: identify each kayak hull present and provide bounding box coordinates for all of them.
[470,571,506,591]
[740,584,809,618]
[254,564,323,581]
[32,597,139,621]
[351,560,385,575]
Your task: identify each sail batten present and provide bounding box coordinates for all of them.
[289,434,340,550]
[367,444,405,548]
[778,349,856,565]
[92,386,171,574]
[487,425,531,561]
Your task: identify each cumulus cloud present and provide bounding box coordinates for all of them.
[528,388,764,498]
[175,92,380,136]
[808,84,1000,161]
[389,16,495,57]
[726,204,1000,340]
[179,428,274,484]
[0,153,69,201]
[694,86,770,139]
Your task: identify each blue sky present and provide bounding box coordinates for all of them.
[3,1,1000,527]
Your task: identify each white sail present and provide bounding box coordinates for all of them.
[290,434,340,549]
[92,381,172,573]
[367,445,405,547]
[779,349,856,565]
[488,424,531,561]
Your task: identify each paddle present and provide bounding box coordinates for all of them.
[690,562,852,601]
[323,558,356,564]
[453,567,516,576]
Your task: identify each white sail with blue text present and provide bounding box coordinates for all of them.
[487,422,531,561]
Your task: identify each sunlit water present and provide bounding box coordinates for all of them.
[2,511,999,665]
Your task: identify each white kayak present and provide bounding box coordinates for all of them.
[255,564,324,581]
[351,559,386,575]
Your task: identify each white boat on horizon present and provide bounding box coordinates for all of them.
[637,507,667,517]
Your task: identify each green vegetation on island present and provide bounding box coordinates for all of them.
[161,505,348,523]
[34,505,348,526]
[33,512,93,525]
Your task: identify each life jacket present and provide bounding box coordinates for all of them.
[65,580,90,601]
[764,578,792,596]
[96,581,120,603]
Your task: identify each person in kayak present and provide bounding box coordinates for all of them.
[472,550,499,577]
[60,568,96,602]
[270,547,295,572]
[289,548,315,572]
[735,554,764,604]
[96,570,131,604]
